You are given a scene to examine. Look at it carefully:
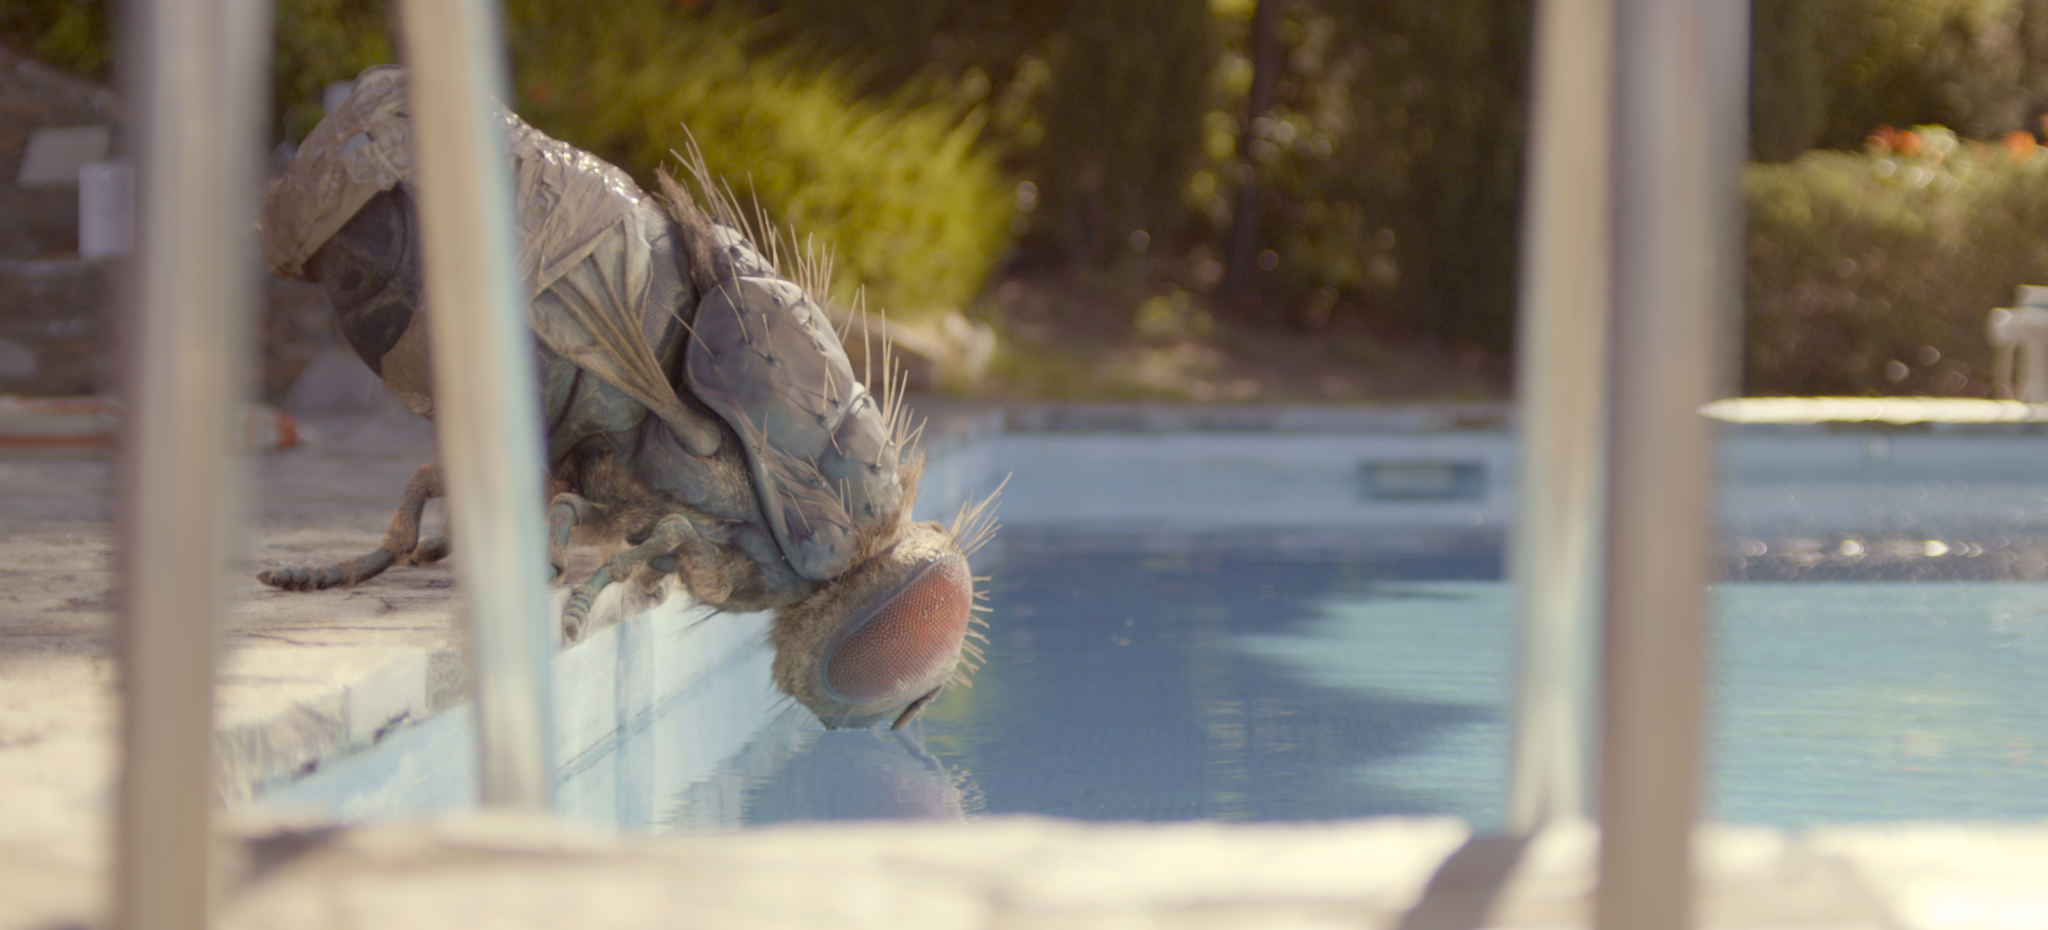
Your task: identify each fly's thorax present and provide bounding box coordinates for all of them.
[770,521,974,729]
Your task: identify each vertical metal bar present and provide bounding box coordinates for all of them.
[1595,0,1744,925]
[398,0,558,809]
[1507,0,1613,834]
[115,0,272,925]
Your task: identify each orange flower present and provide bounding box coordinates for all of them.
[1896,131,1922,157]
[1865,125,1899,153]
[2003,130,2037,162]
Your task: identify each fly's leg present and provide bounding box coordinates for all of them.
[260,463,444,591]
[633,532,731,604]
[546,493,603,581]
[407,534,451,565]
[561,513,730,641]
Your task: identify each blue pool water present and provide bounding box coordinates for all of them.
[910,536,1511,826]
[644,531,2048,833]
[260,428,2048,833]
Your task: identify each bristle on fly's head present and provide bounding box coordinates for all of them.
[947,474,1007,558]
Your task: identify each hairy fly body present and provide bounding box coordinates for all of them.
[258,66,996,730]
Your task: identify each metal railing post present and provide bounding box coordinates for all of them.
[1507,0,1614,834]
[397,0,558,809]
[1596,0,1746,926]
[115,0,273,926]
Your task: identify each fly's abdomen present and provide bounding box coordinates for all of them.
[307,188,421,378]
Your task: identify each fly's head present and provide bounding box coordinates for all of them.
[769,484,1001,730]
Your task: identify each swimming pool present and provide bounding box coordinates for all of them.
[258,421,2048,833]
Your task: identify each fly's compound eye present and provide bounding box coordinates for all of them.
[823,554,972,705]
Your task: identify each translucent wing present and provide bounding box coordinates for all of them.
[686,277,903,581]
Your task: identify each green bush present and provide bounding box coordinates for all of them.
[507,2,1012,323]
[0,0,110,79]
[1751,0,2048,160]
[728,0,1064,103]
[274,0,393,142]
[0,0,394,142]
[1744,126,2048,394]
[1335,0,1530,353]
[1182,0,1530,352]
[5,3,1010,322]
[1031,0,1213,267]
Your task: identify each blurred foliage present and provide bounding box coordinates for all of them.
[1,1,1011,324]
[0,0,391,141]
[729,0,1220,278]
[731,0,1064,103]
[0,0,111,78]
[1751,0,2048,160]
[1,0,1530,361]
[1030,0,1214,268]
[274,0,393,142]
[41,0,2048,392]
[505,1,1012,323]
[1334,0,1529,353]
[1745,126,2048,395]
[1184,0,1531,351]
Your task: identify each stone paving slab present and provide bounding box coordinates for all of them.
[11,810,2043,930]
[0,402,701,837]
[1,412,462,829]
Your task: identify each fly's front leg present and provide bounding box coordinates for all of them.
[633,526,731,604]
[260,463,445,591]
[406,534,451,565]
[561,513,729,641]
[546,492,603,581]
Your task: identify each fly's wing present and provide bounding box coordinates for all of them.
[263,65,719,455]
[262,65,415,281]
[522,199,722,455]
[263,64,634,291]
[481,94,724,454]
[686,277,905,582]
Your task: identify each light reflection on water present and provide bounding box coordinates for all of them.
[667,725,982,831]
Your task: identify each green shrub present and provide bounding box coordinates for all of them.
[5,3,1011,322]
[1744,126,2048,394]
[0,0,111,79]
[507,3,1012,323]
[1031,0,1213,267]
[1750,0,2048,160]
[273,0,394,142]
[1185,0,1531,352]
[728,0,1064,103]
[0,0,394,142]
[1336,0,1531,353]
